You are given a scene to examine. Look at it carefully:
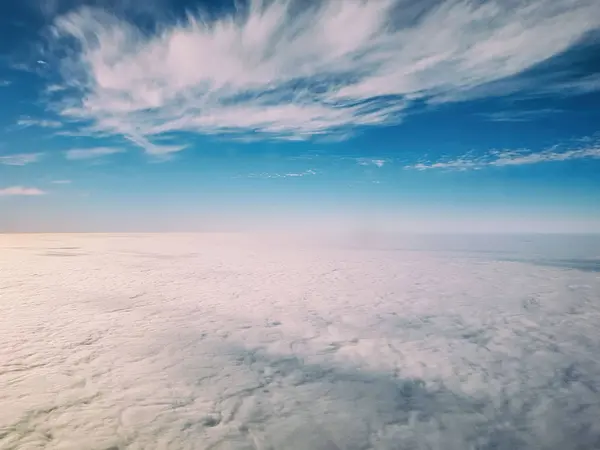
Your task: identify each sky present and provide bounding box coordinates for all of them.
[0,0,599,233]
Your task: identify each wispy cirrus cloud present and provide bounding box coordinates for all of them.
[51,179,72,184]
[480,109,563,122]
[358,158,387,168]
[46,0,600,154]
[407,143,600,171]
[16,117,63,129]
[531,73,600,97]
[64,146,124,160]
[46,84,67,93]
[0,186,46,196]
[245,169,317,179]
[283,169,317,178]
[0,80,11,87]
[0,153,43,166]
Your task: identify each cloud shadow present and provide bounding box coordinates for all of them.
[174,344,599,450]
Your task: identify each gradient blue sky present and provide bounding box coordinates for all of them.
[1,0,599,233]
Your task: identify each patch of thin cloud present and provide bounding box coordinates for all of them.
[0,80,11,87]
[480,108,563,122]
[54,129,109,137]
[0,186,46,196]
[358,158,386,168]
[46,84,67,93]
[407,143,600,171]
[16,117,63,129]
[48,0,600,153]
[284,169,317,177]
[51,179,72,184]
[37,0,168,21]
[0,153,43,166]
[245,169,317,179]
[545,73,600,95]
[64,146,124,160]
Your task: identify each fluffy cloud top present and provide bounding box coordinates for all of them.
[1,233,600,448]
[48,0,600,154]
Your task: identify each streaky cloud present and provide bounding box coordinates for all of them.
[64,146,124,160]
[48,0,600,153]
[0,186,46,196]
[407,142,600,171]
[16,117,63,129]
[480,109,563,122]
[358,158,387,168]
[0,153,43,166]
[244,169,318,179]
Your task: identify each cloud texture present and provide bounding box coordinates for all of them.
[408,142,600,170]
[64,146,124,160]
[0,153,42,166]
[48,0,600,153]
[1,233,599,449]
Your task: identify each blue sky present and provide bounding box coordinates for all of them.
[1,0,599,233]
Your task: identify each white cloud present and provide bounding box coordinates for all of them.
[284,169,317,177]
[48,0,600,153]
[246,169,317,179]
[16,117,63,129]
[0,186,46,196]
[480,108,563,122]
[51,179,72,184]
[1,234,600,448]
[358,158,386,168]
[545,73,600,95]
[64,146,124,160]
[0,153,43,166]
[46,84,67,93]
[407,144,600,171]
[0,80,11,87]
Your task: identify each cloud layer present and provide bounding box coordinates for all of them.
[1,233,599,449]
[48,0,600,154]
